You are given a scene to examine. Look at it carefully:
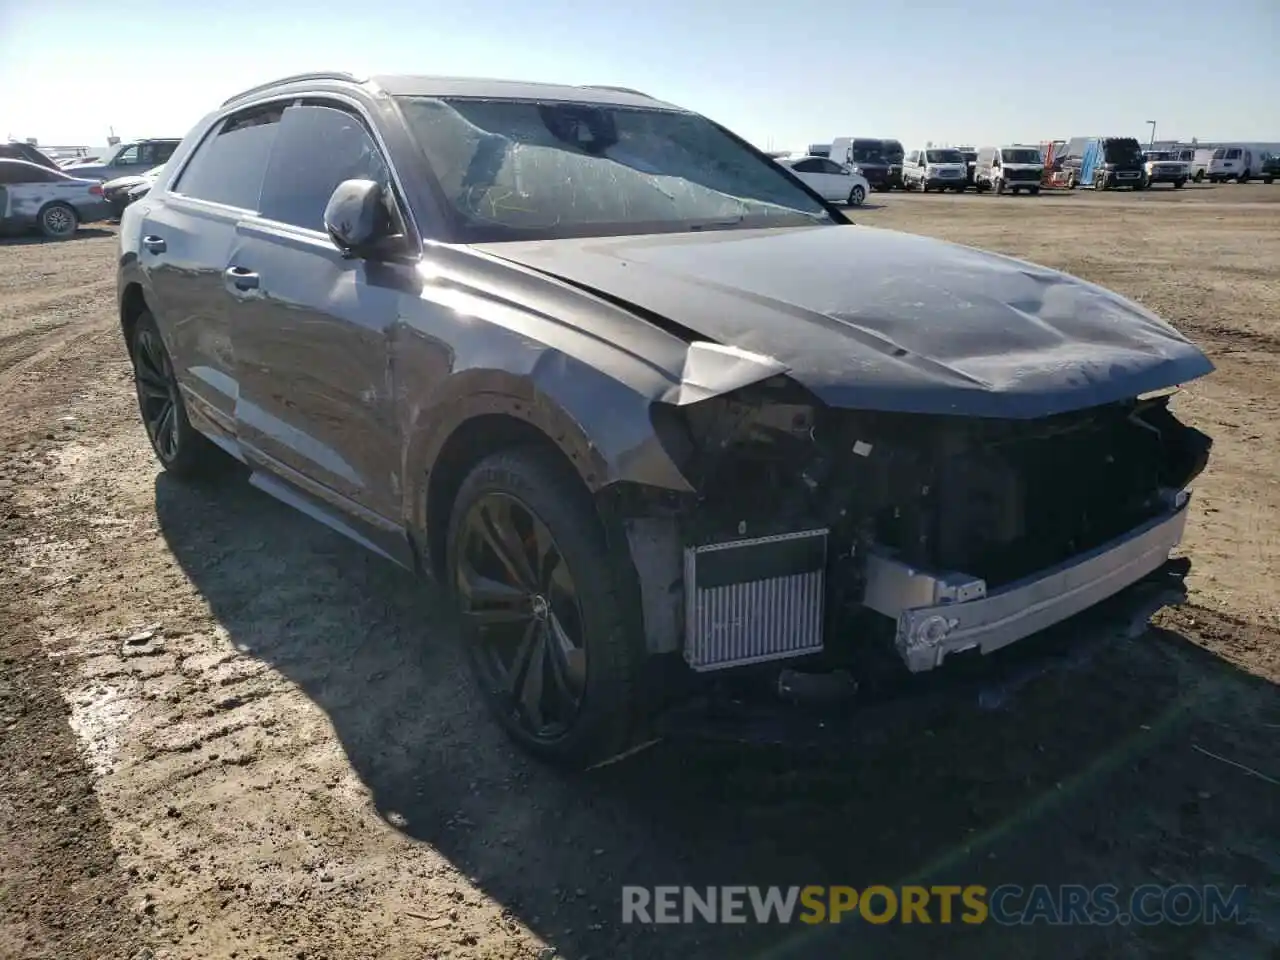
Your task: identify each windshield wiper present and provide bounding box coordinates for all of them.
[688,216,744,231]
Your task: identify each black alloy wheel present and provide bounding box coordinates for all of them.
[134,325,182,463]
[130,311,218,478]
[456,491,587,741]
[447,447,646,767]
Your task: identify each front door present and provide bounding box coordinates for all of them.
[227,101,417,558]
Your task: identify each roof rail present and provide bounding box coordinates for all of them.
[580,84,654,99]
[222,71,361,106]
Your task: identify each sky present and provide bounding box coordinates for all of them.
[1,0,1277,152]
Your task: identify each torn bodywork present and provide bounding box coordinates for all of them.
[623,375,1211,681]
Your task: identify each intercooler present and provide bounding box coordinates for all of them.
[682,529,828,671]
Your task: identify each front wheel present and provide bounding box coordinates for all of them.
[848,184,866,206]
[1265,176,1275,185]
[447,447,647,768]
[130,311,221,479]
[38,202,78,239]
[1237,170,1250,183]
[1174,179,1186,189]
[1194,170,1205,182]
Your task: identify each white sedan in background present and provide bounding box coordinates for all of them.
[776,155,870,206]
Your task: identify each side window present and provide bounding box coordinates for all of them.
[113,144,141,166]
[820,160,844,175]
[173,104,284,210]
[139,143,174,165]
[1227,148,1241,160]
[258,103,389,231]
[791,158,821,173]
[0,164,20,184]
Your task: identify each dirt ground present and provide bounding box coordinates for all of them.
[2,185,1278,960]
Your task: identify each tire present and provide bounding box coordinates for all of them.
[38,202,78,240]
[848,184,866,206]
[1174,179,1185,189]
[1237,170,1250,183]
[1030,187,1040,196]
[446,446,647,769]
[129,311,221,480]
[1194,170,1204,182]
[920,181,929,193]
[1265,176,1275,185]
[994,178,1004,195]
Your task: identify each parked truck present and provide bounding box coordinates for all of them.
[880,139,906,189]
[1141,150,1190,188]
[828,137,894,192]
[1059,136,1147,190]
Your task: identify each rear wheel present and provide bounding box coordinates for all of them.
[38,202,77,239]
[1174,179,1186,189]
[1265,176,1275,185]
[1194,170,1204,182]
[447,446,647,768]
[129,311,221,479]
[848,184,866,206]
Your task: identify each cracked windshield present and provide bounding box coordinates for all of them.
[398,97,833,238]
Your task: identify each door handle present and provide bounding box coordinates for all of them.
[142,235,166,254]
[224,266,260,291]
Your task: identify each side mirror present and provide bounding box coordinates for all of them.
[323,179,391,259]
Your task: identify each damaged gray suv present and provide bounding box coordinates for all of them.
[119,72,1213,768]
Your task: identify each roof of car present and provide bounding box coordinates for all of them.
[222,71,684,112]
[374,75,682,109]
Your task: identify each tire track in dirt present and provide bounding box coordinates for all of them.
[1,232,148,960]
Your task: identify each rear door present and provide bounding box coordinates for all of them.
[787,157,831,198]
[227,100,416,556]
[816,158,853,197]
[141,103,283,447]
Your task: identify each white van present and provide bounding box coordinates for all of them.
[902,147,968,192]
[974,145,1044,195]
[1190,149,1215,181]
[1206,145,1258,183]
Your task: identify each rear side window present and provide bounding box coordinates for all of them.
[174,104,284,210]
[142,142,178,165]
[258,104,389,231]
[0,161,59,184]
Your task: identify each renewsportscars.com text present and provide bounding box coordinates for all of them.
[621,884,1249,926]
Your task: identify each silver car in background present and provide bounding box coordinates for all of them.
[0,159,111,239]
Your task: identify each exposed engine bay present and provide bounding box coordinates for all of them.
[638,375,1212,677]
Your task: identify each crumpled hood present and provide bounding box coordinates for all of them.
[477,224,1213,419]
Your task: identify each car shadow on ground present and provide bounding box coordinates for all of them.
[0,226,115,245]
[154,471,1279,960]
